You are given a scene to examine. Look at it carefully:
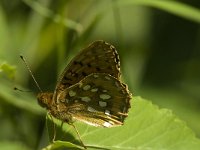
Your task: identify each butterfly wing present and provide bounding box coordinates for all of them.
[56,73,131,127]
[53,41,121,100]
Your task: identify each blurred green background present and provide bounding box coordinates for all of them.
[0,0,200,149]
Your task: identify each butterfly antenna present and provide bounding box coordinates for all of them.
[70,124,87,149]
[14,87,32,92]
[20,55,43,92]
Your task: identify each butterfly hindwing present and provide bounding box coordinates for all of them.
[56,73,131,127]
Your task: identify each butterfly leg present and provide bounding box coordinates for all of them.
[60,121,64,131]
[47,113,56,142]
[70,123,87,149]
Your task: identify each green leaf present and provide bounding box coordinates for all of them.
[41,141,83,150]
[118,0,200,23]
[44,97,200,150]
[0,62,16,79]
[0,141,31,150]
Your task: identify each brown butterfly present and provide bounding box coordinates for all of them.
[26,40,132,149]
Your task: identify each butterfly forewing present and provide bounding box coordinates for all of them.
[53,40,121,99]
[56,73,131,127]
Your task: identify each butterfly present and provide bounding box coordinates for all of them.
[37,40,132,149]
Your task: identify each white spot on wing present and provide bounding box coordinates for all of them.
[93,74,99,78]
[79,82,83,88]
[115,81,120,87]
[69,90,76,97]
[87,106,96,112]
[99,101,107,107]
[65,99,69,103]
[105,110,110,116]
[115,81,122,90]
[91,88,98,92]
[81,96,91,102]
[105,76,111,80]
[103,122,112,127]
[83,85,91,91]
[60,99,65,103]
[100,94,111,100]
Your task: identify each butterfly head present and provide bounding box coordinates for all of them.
[37,92,53,109]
